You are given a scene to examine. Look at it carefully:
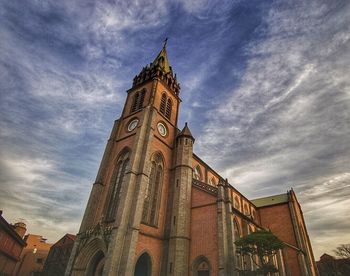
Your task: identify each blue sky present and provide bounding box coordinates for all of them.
[0,0,349,259]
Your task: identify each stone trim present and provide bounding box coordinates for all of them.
[192,179,218,196]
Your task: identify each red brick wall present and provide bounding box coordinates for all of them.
[135,234,163,276]
[190,187,218,276]
[258,203,302,276]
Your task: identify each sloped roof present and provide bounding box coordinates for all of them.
[251,193,289,207]
[177,122,194,140]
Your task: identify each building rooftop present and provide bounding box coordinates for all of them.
[251,193,289,207]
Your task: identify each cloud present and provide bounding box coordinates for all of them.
[195,0,350,258]
[0,0,349,259]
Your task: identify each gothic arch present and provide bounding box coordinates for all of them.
[233,217,241,240]
[138,89,145,110]
[142,151,165,226]
[165,98,172,119]
[192,255,211,276]
[193,165,202,181]
[149,150,165,168]
[241,220,253,271]
[112,147,132,165]
[243,205,249,215]
[134,251,152,276]
[105,148,131,221]
[86,250,105,276]
[160,93,167,114]
[73,238,107,276]
[233,218,243,269]
[234,197,240,210]
[209,177,216,186]
[130,89,146,113]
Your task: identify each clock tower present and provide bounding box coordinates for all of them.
[65,44,194,276]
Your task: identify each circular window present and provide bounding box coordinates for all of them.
[157,122,167,137]
[127,118,139,132]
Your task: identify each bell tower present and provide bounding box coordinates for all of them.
[65,43,188,276]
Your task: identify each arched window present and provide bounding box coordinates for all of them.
[130,89,146,114]
[234,197,240,210]
[165,98,172,119]
[242,220,253,271]
[134,252,152,276]
[244,205,249,215]
[105,151,130,221]
[193,166,202,181]
[160,93,166,114]
[138,89,145,110]
[192,256,211,276]
[209,177,216,186]
[142,153,164,226]
[233,218,242,269]
[233,218,241,240]
[130,92,140,113]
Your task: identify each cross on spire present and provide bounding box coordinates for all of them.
[163,37,168,49]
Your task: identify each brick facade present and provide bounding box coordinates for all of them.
[65,46,317,276]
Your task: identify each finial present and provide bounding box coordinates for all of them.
[163,37,168,49]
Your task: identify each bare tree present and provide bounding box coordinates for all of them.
[334,244,350,259]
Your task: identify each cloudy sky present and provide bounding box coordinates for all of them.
[1,0,349,259]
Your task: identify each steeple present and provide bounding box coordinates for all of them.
[151,44,171,74]
[132,40,180,96]
[177,122,195,142]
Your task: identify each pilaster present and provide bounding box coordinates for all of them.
[224,181,236,276]
[166,130,194,276]
[104,103,156,276]
[217,179,229,276]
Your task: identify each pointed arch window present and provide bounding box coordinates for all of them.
[241,220,253,271]
[130,89,146,114]
[234,197,240,210]
[244,205,249,216]
[165,98,172,119]
[233,218,243,269]
[193,166,202,181]
[105,151,130,221]
[142,153,164,226]
[131,92,140,113]
[233,218,241,240]
[160,93,166,114]
[138,89,145,110]
[209,177,216,186]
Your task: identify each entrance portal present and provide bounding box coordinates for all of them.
[134,252,152,276]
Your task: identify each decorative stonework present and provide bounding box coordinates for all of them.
[192,179,218,196]
[132,48,180,96]
[79,222,113,249]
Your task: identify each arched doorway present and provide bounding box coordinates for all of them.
[86,250,105,276]
[134,252,152,276]
[192,256,211,276]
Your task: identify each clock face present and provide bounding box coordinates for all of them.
[127,119,139,132]
[157,122,167,137]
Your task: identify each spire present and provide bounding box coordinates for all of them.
[151,40,171,74]
[177,122,195,141]
[131,39,180,96]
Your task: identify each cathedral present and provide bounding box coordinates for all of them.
[65,44,317,276]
